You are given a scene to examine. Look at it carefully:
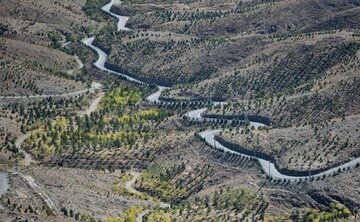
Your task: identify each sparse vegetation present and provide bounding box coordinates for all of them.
[144,187,267,221]
[1,0,360,221]
[21,86,169,169]
[84,0,112,22]
[136,162,212,204]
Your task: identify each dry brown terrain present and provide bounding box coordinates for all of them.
[0,37,88,96]
[1,0,360,221]
[220,115,360,171]
[0,0,106,97]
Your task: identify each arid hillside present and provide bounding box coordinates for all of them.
[123,0,360,36]
[1,0,360,222]
[0,0,107,97]
[97,0,360,90]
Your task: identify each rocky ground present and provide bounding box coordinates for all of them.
[1,0,360,221]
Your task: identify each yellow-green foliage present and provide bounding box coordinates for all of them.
[139,172,188,202]
[100,87,142,111]
[112,173,148,199]
[22,86,169,157]
[112,184,147,200]
[264,214,292,222]
[135,109,163,120]
[265,203,353,222]
[146,209,172,222]
[95,131,143,140]
[305,203,351,222]
[136,164,190,203]
[214,188,252,210]
[114,109,162,126]
[106,206,145,222]
[144,188,264,222]
[23,118,70,155]
[120,172,133,183]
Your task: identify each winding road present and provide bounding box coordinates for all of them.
[81,0,169,103]
[0,51,100,100]
[125,171,141,195]
[84,0,360,184]
[136,209,151,222]
[14,84,105,167]
[200,130,360,181]
[2,0,358,220]
[124,171,170,222]
[102,0,130,31]
[79,93,104,117]
[0,171,58,215]
[124,171,170,208]
[81,37,168,103]
[0,83,105,212]
[15,133,35,166]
